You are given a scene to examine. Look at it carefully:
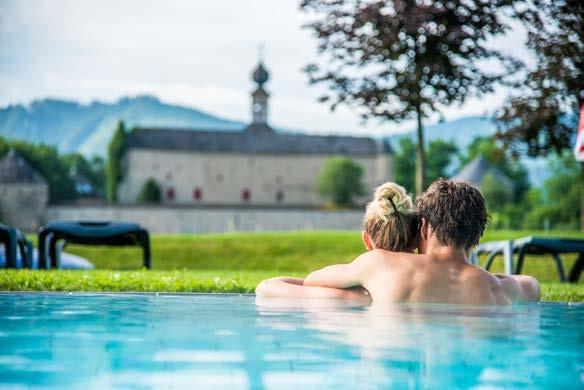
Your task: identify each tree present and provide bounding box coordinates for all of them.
[425,139,458,184]
[0,137,77,203]
[394,137,458,192]
[523,151,581,229]
[300,0,520,195]
[137,178,162,203]
[495,0,583,228]
[393,138,416,192]
[63,153,105,196]
[105,121,127,203]
[496,0,583,156]
[317,156,365,205]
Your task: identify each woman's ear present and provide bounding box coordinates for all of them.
[362,231,374,251]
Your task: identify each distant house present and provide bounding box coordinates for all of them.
[451,155,513,191]
[0,149,48,231]
[117,62,393,206]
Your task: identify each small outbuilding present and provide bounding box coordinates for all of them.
[0,149,49,231]
[451,155,513,191]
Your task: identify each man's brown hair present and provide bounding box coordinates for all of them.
[415,178,487,250]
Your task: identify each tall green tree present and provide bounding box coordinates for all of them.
[317,156,365,206]
[106,121,127,203]
[394,138,458,193]
[300,0,520,195]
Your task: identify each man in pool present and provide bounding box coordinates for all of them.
[256,179,540,305]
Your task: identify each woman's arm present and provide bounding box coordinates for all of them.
[303,252,376,289]
[255,276,370,300]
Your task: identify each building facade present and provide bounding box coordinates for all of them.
[0,149,49,231]
[118,62,393,206]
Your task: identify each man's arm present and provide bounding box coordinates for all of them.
[495,274,541,302]
[255,277,370,300]
[512,275,541,302]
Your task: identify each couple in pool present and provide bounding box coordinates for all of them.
[256,178,540,305]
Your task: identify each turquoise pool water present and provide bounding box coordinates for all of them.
[0,293,582,389]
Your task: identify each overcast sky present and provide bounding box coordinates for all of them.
[0,0,532,136]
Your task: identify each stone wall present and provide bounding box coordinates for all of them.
[46,206,364,234]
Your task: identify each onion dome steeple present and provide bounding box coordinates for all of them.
[250,49,270,126]
[252,63,269,86]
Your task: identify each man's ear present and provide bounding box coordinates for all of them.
[420,218,429,241]
[362,231,374,251]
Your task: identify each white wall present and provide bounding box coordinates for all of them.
[46,206,364,234]
[118,149,393,206]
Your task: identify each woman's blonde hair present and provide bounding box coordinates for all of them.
[363,182,419,252]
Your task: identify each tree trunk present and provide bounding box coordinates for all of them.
[415,107,425,195]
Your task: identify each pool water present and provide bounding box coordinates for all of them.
[0,293,582,389]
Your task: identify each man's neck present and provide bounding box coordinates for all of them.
[424,239,469,263]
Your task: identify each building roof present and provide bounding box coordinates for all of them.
[126,125,393,156]
[451,155,513,189]
[0,149,47,184]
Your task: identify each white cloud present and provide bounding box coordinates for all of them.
[0,0,530,136]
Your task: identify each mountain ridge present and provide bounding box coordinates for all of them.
[0,96,549,185]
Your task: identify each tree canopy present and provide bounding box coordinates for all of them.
[394,137,458,193]
[496,0,583,156]
[137,178,162,204]
[317,156,365,206]
[301,0,520,194]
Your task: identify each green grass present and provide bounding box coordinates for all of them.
[1,270,582,302]
[2,230,582,301]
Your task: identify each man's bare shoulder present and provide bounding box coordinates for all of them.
[461,266,526,304]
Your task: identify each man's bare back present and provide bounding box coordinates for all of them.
[257,179,541,305]
[306,249,540,305]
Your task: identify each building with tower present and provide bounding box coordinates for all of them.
[116,61,394,206]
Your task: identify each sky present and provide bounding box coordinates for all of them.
[0,0,532,136]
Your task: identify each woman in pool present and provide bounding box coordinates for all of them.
[255,182,419,301]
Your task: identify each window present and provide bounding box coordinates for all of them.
[216,173,224,182]
[275,175,283,184]
[242,188,251,202]
[165,172,173,181]
[166,187,175,201]
[193,187,202,201]
[276,191,284,203]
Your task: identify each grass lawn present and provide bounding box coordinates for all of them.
[1,230,582,301]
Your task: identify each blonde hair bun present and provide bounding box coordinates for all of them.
[370,182,413,220]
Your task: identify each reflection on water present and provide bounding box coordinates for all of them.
[0,293,582,389]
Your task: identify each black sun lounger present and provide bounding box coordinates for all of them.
[38,221,151,269]
[0,224,33,268]
[475,236,584,283]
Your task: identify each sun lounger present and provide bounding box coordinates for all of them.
[0,224,33,268]
[38,221,151,269]
[474,236,584,282]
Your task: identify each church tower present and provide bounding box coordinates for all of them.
[251,61,270,125]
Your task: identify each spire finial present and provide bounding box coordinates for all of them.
[259,44,264,63]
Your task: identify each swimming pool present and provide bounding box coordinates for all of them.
[0,293,582,389]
